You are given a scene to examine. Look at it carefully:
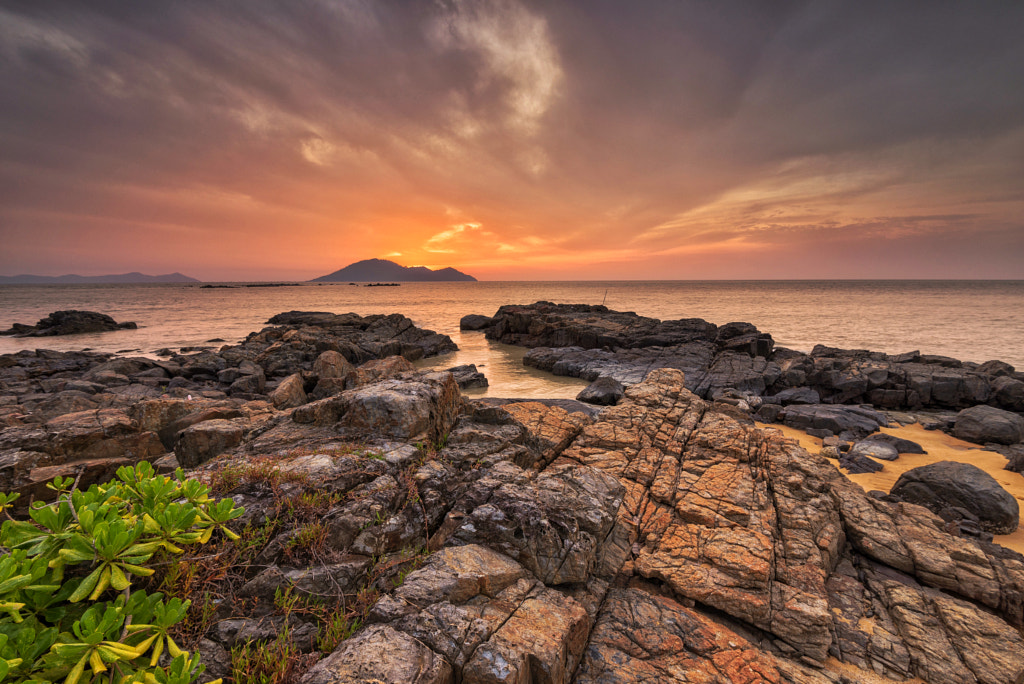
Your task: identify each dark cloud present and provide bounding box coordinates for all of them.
[0,0,1022,278]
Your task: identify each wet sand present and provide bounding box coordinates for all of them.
[768,422,1024,554]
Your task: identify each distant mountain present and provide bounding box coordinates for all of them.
[0,272,200,284]
[311,259,477,282]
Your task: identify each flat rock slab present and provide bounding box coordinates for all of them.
[781,403,888,438]
[299,624,452,684]
[849,441,899,461]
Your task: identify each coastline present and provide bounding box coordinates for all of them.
[1,303,1023,682]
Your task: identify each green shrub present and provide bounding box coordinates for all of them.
[0,462,243,684]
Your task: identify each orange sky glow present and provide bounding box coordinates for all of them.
[1,2,1023,281]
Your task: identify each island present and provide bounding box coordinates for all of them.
[0,271,200,284]
[310,258,477,282]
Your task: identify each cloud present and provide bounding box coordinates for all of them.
[0,1,1022,279]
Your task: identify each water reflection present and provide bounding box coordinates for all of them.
[415,331,590,399]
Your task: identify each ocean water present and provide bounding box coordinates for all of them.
[1,281,1022,399]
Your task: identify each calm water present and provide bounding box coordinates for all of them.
[1,281,1022,399]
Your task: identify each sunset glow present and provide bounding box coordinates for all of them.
[1,2,1022,280]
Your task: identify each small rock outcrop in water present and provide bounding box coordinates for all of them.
[462,302,1024,418]
[2,310,138,336]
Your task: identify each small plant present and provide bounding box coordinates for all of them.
[205,456,307,497]
[284,523,328,561]
[0,462,243,684]
[316,612,360,653]
[230,627,296,684]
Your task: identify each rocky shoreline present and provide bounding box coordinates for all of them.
[2,306,1023,683]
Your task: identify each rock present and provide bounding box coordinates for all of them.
[1006,445,1024,474]
[394,545,528,606]
[461,584,589,684]
[848,441,899,461]
[174,419,245,468]
[575,586,828,684]
[953,405,1024,445]
[782,404,888,438]
[312,350,354,379]
[299,624,452,684]
[562,368,840,663]
[2,310,137,336]
[771,387,821,405]
[576,376,624,406]
[450,460,626,585]
[459,314,494,330]
[270,373,308,409]
[228,372,265,395]
[862,432,926,454]
[755,403,784,423]
[838,450,885,474]
[294,372,461,445]
[446,364,488,390]
[890,460,1020,534]
[346,356,415,388]
[992,376,1024,411]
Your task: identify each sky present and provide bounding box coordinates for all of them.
[1,0,1023,281]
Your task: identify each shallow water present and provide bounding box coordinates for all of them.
[1,280,1021,398]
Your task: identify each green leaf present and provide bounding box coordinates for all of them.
[68,567,102,603]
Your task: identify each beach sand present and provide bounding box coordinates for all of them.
[769,422,1024,554]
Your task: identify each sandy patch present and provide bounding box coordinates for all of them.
[767,422,1024,555]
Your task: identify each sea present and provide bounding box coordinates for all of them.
[1,281,1022,399]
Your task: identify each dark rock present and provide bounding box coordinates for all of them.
[838,450,885,474]
[862,432,926,454]
[953,405,1024,445]
[993,375,1024,411]
[459,314,494,330]
[782,404,888,438]
[771,387,820,405]
[754,403,784,423]
[978,360,1016,377]
[1005,445,1024,474]
[2,310,137,337]
[576,376,624,406]
[848,441,899,461]
[891,460,1020,534]
[173,419,245,468]
[446,364,488,390]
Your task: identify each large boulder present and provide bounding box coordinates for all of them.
[293,372,462,445]
[953,405,1024,445]
[312,350,354,379]
[270,373,307,409]
[891,461,1020,534]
